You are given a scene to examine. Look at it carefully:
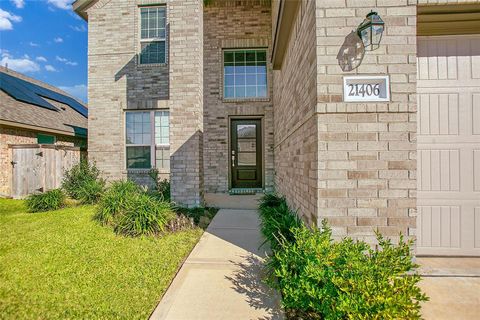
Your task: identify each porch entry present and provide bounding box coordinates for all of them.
[230,119,262,189]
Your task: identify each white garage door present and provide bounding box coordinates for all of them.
[417,35,480,256]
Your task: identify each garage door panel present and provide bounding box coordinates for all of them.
[476,208,480,248]
[417,35,480,256]
[418,206,461,249]
[418,149,460,191]
[475,150,480,191]
[472,39,480,79]
[417,37,480,82]
[474,94,480,135]
[418,93,459,135]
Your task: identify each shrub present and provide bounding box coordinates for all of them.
[62,160,105,204]
[258,193,303,251]
[76,179,105,204]
[269,221,428,319]
[174,206,218,230]
[95,180,141,225]
[148,169,170,202]
[113,192,175,237]
[26,189,65,212]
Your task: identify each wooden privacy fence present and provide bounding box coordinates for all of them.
[9,144,82,198]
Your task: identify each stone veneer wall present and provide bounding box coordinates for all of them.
[273,0,318,224]
[314,0,417,244]
[0,126,83,196]
[203,0,274,193]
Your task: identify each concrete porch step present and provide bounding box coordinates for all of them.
[204,193,262,210]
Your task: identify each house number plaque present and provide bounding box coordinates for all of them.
[343,75,390,102]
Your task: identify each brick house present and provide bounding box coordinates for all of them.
[0,67,88,198]
[74,0,480,256]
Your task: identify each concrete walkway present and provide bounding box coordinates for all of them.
[150,209,284,320]
[417,257,480,320]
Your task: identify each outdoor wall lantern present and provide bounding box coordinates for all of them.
[357,11,385,51]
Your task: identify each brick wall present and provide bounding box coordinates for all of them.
[87,0,168,184]
[314,0,417,244]
[0,126,83,196]
[203,0,274,193]
[168,0,204,206]
[273,0,318,224]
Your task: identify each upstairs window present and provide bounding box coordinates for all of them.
[223,49,267,99]
[140,6,167,65]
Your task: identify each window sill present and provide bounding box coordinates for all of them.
[136,63,168,69]
[124,169,170,174]
[222,97,271,103]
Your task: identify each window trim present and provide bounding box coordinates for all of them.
[125,110,170,171]
[221,48,270,102]
[138,5,168,66]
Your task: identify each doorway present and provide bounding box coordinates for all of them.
[230,119,263,189]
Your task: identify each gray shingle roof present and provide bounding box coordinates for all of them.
[0,66,88,137]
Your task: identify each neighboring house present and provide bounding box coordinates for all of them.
[0,66,88,197]
[74,0,480,256]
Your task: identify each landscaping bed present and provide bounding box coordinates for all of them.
[258,193,428,320]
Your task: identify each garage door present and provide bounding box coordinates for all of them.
[417,35,480,256]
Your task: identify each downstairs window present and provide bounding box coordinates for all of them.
[125,110,170,170]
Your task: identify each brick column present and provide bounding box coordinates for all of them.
[314,0,417,245]
[169,0,204,207]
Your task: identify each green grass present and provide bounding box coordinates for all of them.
[0,199,203,319]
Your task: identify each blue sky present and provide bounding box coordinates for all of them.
[0,0,88,102]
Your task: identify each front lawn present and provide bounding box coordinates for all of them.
[0,199,203,319]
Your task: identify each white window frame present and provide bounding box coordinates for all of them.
[125,110,170,171]
[154,110,170,170]
[138,5,167,65]
[222,48,269,101]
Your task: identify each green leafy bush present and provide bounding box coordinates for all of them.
[76,179,105,204]
[95,180,141,225]
[95,180,175,236]
[258,193,303,251]
[26,189,65,212]
[148,169,171,202]
[62,161,105,204]
[259,193,428,319]
[269,221,428,319]
[113,192,175,237]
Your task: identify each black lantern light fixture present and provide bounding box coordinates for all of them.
[357,11,385,51]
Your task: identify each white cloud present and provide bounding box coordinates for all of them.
[53,37,63,43]
[55,55,77,66]
[70,24,86,32]
[59,84,87,103]
[36,56,47,62]
[29,41,39,47]
[0,9,22,31]
[0,53,40,73]
[11,0,25,9]
[68,11,82,20]
[45,65,57,72]
[47,0,73,10]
